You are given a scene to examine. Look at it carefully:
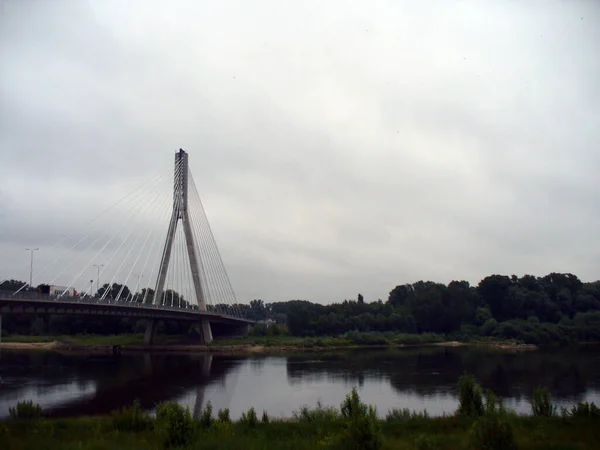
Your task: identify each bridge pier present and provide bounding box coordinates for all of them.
[144,318,213,345]
[199,319,213,345]
[143,319,157,345]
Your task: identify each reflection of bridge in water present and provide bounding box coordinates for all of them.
[0,352,242,419]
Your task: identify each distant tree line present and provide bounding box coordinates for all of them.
[278,273,600,345]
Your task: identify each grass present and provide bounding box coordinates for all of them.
[1,334,184,346]
[1,331,529,350]
[1,410,599,449]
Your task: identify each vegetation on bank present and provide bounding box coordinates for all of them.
[216,328,449,348]
[2,374,599,449]
[0,334,185,346]
[2,329,531,350]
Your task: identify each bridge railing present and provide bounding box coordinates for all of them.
[0,290,249,321]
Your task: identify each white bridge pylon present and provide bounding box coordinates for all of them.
[146,149,225,344]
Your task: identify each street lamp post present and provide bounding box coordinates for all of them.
[25,248,39,288]
[93,264,104,296]
[134,274,143,302]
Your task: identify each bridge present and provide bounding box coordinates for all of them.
[0,149,255,344]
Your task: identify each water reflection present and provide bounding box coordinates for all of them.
[285,347,600,412]
[0,351,241,419]
[0,346,599,419]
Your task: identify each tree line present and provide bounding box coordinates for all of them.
[256,272,600,345]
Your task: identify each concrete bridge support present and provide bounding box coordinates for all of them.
[199,319,213,344]
[143,319,157,345]
[143,318,213,345]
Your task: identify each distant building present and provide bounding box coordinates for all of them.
[257,318,275,327]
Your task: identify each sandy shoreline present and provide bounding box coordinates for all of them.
[0,339,538,354]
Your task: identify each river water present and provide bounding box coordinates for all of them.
[1,346,599,419]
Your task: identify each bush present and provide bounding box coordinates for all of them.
[345,331,389,346]
[385,408,429,422]
[568,401,600,418]
[531,386,555,417]
[199,401,213,428]
[484,389,505,415]
[8,401,42,420]
[339,387,381,450]
[217,408,231,423]
[469,414,518,450]
[414,434,441,450]
[457,373,484,417]
[155,401,194,448]
[294,401,339,423]
[110,399,152,431]
[239,407,258,428]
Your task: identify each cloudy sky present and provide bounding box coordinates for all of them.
[1,0,599,304]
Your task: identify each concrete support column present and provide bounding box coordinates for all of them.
[200,319,213,344]
[143,318,157,345]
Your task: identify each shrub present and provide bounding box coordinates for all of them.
[469,414,518,450]
[484,389,506,415]
[457,373,484,417]
[385,408,429,422]
[294,401,339,423]
[110,399,152,432]
[531,386,555,417]
[8,401,42,420]
[414,434,441,450]
[568,401,600,418]
[240,407,258,428]
[217,408,231,423]
[339,387,381,450]
[155,401,194,448]
[199,401,213,428]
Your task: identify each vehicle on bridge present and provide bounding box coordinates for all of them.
[38,284,78,298]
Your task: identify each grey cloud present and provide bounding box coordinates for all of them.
[1,0,599,303]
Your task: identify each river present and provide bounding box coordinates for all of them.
[1,346,599,419]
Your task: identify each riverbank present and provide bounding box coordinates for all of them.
[0,336,537,354]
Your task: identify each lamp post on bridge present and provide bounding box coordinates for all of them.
[133,274,143,303]
[25,248,39,289]
[93,264,104,296]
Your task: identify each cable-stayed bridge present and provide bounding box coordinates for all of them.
[0,149,254,344]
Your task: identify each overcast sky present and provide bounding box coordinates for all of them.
[1,0,599,304]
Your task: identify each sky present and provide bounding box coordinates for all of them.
[0,0,599,305]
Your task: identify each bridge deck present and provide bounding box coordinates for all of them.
[0,291,252,325]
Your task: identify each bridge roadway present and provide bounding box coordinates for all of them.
[0,290,253,342]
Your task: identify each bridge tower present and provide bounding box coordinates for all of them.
[144,149,213,345]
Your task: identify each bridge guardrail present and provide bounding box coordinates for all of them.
[0,290,250,322]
